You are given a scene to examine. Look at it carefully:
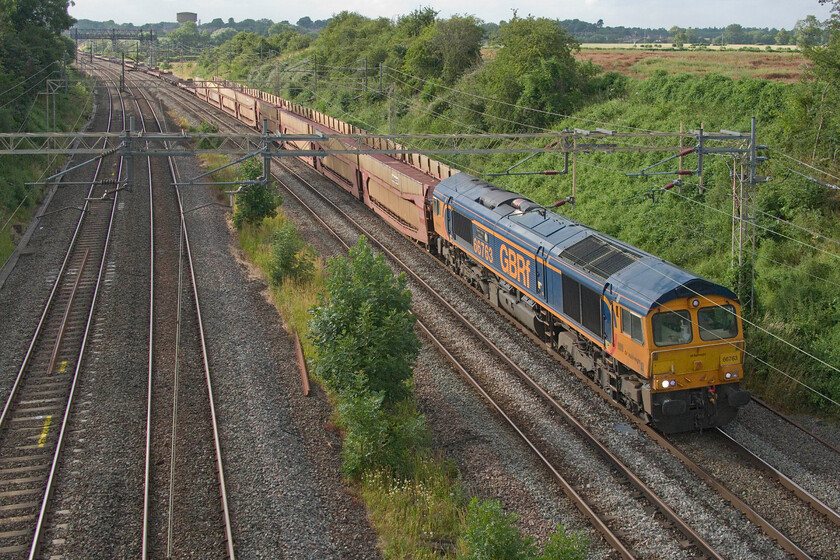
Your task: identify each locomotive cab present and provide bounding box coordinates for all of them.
[641,295,750,433]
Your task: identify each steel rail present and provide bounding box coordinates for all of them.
[126,62,156,560]
[102,58,238,559]
[44,248,91,379]
[452,276,818,560]
[169,145,237,560]
[716,427,840,528]
[502,318,818,560]
[134,67,237,559]
[749,396,840,456]
[27,76,126,560]
[0,84,113,432]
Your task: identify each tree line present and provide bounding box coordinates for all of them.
[1,0,75,128]
[76,12,833,49]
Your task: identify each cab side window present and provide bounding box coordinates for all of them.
[621,308,644,344]
[434,199,441,216]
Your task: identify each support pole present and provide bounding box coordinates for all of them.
[697,123,704,193]
[126,117,134,190]
[572,136,577,207]
[262,119,270,187]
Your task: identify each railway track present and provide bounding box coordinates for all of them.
[134,69,840,559]
[90,63,236,559]
[0,78,124,558]
[749,397,840,454]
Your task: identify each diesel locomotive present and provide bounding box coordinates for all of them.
[142,67,750,432]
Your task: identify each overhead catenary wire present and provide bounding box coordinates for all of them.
[665,187,840,262]
[768,146,840,185]
[0,74,54,111]
[678,220,840,290]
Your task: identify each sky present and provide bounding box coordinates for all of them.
[69,0,834,30]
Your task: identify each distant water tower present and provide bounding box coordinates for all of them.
[177,12,197,24]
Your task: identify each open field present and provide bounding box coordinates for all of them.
[579,43,801,51]
[576,47,808,81]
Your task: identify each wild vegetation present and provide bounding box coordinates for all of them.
[306,237,588,558]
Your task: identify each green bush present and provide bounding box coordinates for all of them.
[268,221,314,284]
[338,393,427,479]
[457,498,589,560]
[539,527,589,560]
[195,120,221,149]
[309,236,420,406]
[308,236,423,478]
[457,498,535,560]
[232,158,281,228]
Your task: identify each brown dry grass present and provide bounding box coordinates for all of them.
[576,48,808,82]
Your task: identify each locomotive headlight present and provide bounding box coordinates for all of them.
[691,298,700,308]
[725,372,732,379]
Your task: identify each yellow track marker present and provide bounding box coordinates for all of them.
[38,415,53,447]
[58,360,68,374]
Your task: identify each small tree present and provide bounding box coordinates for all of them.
[232,157,280,228]
[268,221,314,284]
[309,236,419,405]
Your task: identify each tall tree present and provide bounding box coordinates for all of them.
[795,15,826,47]
[0,0,74,72]
[482,14,593,129]
[404,14,483,84]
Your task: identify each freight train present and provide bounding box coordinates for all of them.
[140,65,749,433]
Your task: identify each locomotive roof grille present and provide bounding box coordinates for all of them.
[561,236,639,279]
